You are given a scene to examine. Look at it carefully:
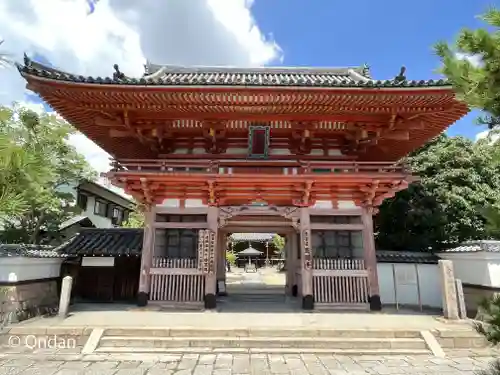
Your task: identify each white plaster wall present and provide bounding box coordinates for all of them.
[439,252,500,288]
[328,149,342,156]
[83,195,114,228]
[81,257,114,267]
[309,149,323,155]
[269,148,291,155]
[226,148,248,155]
[185,199,208,208]
[337,200,356,209]
[0,258,63,282]
[313,201,333,209]
[160,199,180,207]
[378,263,442,309]
[489,261,500,287]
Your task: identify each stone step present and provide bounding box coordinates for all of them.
[225,288,285,295]
[223,295,286,302]
[103,328,423,338]
[94,346,432,355]
[98,336,428,351]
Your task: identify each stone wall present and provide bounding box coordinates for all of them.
[0,279,59,322]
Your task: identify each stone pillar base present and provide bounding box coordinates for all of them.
[204,293,216,309]
[137,292,148,307]
[369,295,382,311]
[216,280,227,296]
[302,295,314,310]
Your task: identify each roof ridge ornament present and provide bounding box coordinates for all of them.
[362,63,371,78]
[23,53,32,68]
[394,66,406,83]
[113,64,125,80]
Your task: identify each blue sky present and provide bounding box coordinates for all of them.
[252,0,494,139]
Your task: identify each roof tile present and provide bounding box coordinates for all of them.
[54,228,143,257]
[229,233,276,242]
[441,240,500,253]
[0,244,65,258]
[18,58,450,89]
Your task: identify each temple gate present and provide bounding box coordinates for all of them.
[17,58,469,311]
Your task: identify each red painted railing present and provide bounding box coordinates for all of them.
[110,158,410,175]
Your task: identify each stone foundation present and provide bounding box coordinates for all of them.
[0,279,59,322]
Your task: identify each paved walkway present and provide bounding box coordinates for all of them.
[0,352,497,374]
[226,267,286,287]
[11,307,471,331]
[10,266,467,331]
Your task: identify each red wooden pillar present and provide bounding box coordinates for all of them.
[361,207,381,311]
[300,207,314,310]
[137,205,155,306]
[204,206,219,309]
[216,231,227,296]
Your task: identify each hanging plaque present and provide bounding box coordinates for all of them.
[302,229,312,270]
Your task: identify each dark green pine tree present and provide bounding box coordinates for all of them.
[435,8,500,130]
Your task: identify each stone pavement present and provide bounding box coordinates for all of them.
[226,267,286,287]
[0,352,497,374]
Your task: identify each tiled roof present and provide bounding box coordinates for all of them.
[54,228,143,257]
[440,240,500,253]
[18,56,450,89]
[58,215,94,231]
[0,244,65,258]
[375,251,439,264]
[230,233,276,242]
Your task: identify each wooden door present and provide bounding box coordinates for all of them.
[77,267,115,302]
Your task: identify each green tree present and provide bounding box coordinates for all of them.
[272,234,285,256]
[121,204,145,228]
[375,135,500,251]
[0,104,95,244]
[436,13,500,373]
[435,8,500,129]
[482,206,500,239]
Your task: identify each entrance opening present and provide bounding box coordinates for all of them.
[217,229,300,312]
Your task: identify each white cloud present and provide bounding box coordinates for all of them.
[476,129,500,144]
[455,52,482,67]
[0,0,281,197]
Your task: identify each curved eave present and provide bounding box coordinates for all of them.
[17,65,469,162]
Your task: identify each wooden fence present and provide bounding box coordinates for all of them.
[149,257,205,305]
[312,258,370,308]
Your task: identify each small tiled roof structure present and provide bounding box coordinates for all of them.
[54,228,143,257]
[0,244,65,258]
[229,233,275,242]
[440,240,500,253]
[375,250,439,264]
[17,58,451,89]
[237,246,263,256]
[58,215,95,231]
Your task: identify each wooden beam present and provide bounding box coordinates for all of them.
[154,206,208,214]
[153,222,208,229]
[309,208,362,216]
[110,129,133,137]
[310,223,364,230]
[382,130,410,140]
